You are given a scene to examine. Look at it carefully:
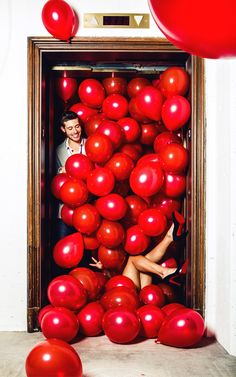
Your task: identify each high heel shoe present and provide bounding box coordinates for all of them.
[172,211,188,242]
[162,259,189,286]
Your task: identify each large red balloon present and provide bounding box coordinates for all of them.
[160,143,189,174]
[65,154,94,180]
[127,77,151,98]
[105,152,134,181]
[148,0,236,59]
[140,123,160,145]
[96,193,128,221]
[137,304,166,338]
[117,117,141,143]
[129,162,164,197]
[87,167,115,197]
[98,245,126,271]
[47,275,87,311]
[139,284,165,308]
[102,76,127,96]
[53,232,84,269]
[77,301,105,336]
[101,286,140,311]
[158,308,205,347]
[105,275,136,292]
[128,96,150,123]
[41,307,79,342]
[25,339,83,377]
[153,131,182,153]
[56,77,77,102]
[102,94,129,120]
[159,67,190,98]
[41,0,77,41]
[73,204,101,235]
[78,78,105,108]
[102,308,140,344]
[60,179,88,207]
[135,86,164,121]
[97,119,124,149]
[96,220,125,248]
[84,113,106,136]
[51,173,69,200]
[124,225,150,255]
[161,95,191,131]
[138,208,167,237]
[69,267,100,300]
[69,102,98,123]
[162,172,186,198]
[85,133,114,164]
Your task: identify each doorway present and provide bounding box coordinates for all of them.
[27,37,205,332]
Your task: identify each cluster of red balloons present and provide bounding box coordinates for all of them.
[41,0,78,41]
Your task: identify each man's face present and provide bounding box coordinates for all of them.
[61,118,82,142]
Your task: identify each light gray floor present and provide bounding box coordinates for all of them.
[0,332,236,377]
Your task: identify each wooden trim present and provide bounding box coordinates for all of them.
[27,37,205,331]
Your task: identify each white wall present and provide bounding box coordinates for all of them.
[0,0,235,356]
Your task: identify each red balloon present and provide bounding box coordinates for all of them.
[129,163,164,197]
[154,131,182,153]
[61,204,75,227]
[96,193,128,221]
[85,133,114,164]
[83,233,100,250]
[137,304,166,338]
[148,0,236,59]
[159,67,190,98]
[102,76,127,96]
[87,167,115,197]
[162,172,186,198]
[84,113,106,136]
[151,193,181,220]
[60,179,88,207]
[158,308,205,347]
[128,97,150,123]
[106,152,135,181]
[124,195,148,226]
[65,154,94,180]
[161,302,185,316]
[38,305,54,326]
[136,153,161,168]
[97,119,124,149]
[140,123,160,145]
[78,78,105,108]
[25,339,82,377]
[127,77,151,98]
[102,308,140,344]
[53,232,84,269]
[73,204,101,235]
[41,0,77,41]
[135,86,164,121]
[161,95,191,131]
[117,117,141,143]
[96,220,125,248]
[119,143,143,163]
[102,94,129,120]
[158,283,179,303]
[138,208,167,237]
[69,102,98,123]
[98,245,126,271]
[77,301,105,336]
[101,286,140,311]
[41,307,79,342]
[160,143,189,174]
[105,275,136,292]
[139,284,165,307]
[56,77,77,102]
[51,173,69,200]
[124,225,150,255]
[69,267,100,300]
[47,275,87,311]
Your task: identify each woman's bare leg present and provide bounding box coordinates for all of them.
[144,224,174,262]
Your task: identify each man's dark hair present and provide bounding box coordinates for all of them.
[61,111,79,127]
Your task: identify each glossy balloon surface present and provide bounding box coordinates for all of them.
[65,154,94,181]
[101,286,140,311]
[73,204,101,234]
[153,131,182,153]
[140,123,160,145]
[105,275,136,292]
[117,117,141,143]
[160,143,189,174]
[38,305,54,326]
[60,179,88,207]
[102,76,127,96]
[97,119,124,149]
[98,245,126,271]
[87,167,115,197]
[162,173,186,198]
[69,102,98,123]
[124,195,148,226]
[84,113,106,136]
[69,267,100,300]
[85,133,114,164]
[61,204,75,227]
[127,77,151,98]
[161,95,191,131]
[96,220,125,248]
[151,193,181,220]
[159,67,190,98]
[51,173,69,200]
[102,94,129,120]
[77,301,105,336]
[53,232,84,269]
[129,163,164,197]
[138,208,167,237]
[135,86,163,121]
[78,78,105,108]
[96,193,128,221]
[139,284,165,308]
[56,77,77,102]
[124,225,150,255]
[105,152,134,181]
[137,304,166,338]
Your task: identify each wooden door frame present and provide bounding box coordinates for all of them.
[27,37,205,332]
